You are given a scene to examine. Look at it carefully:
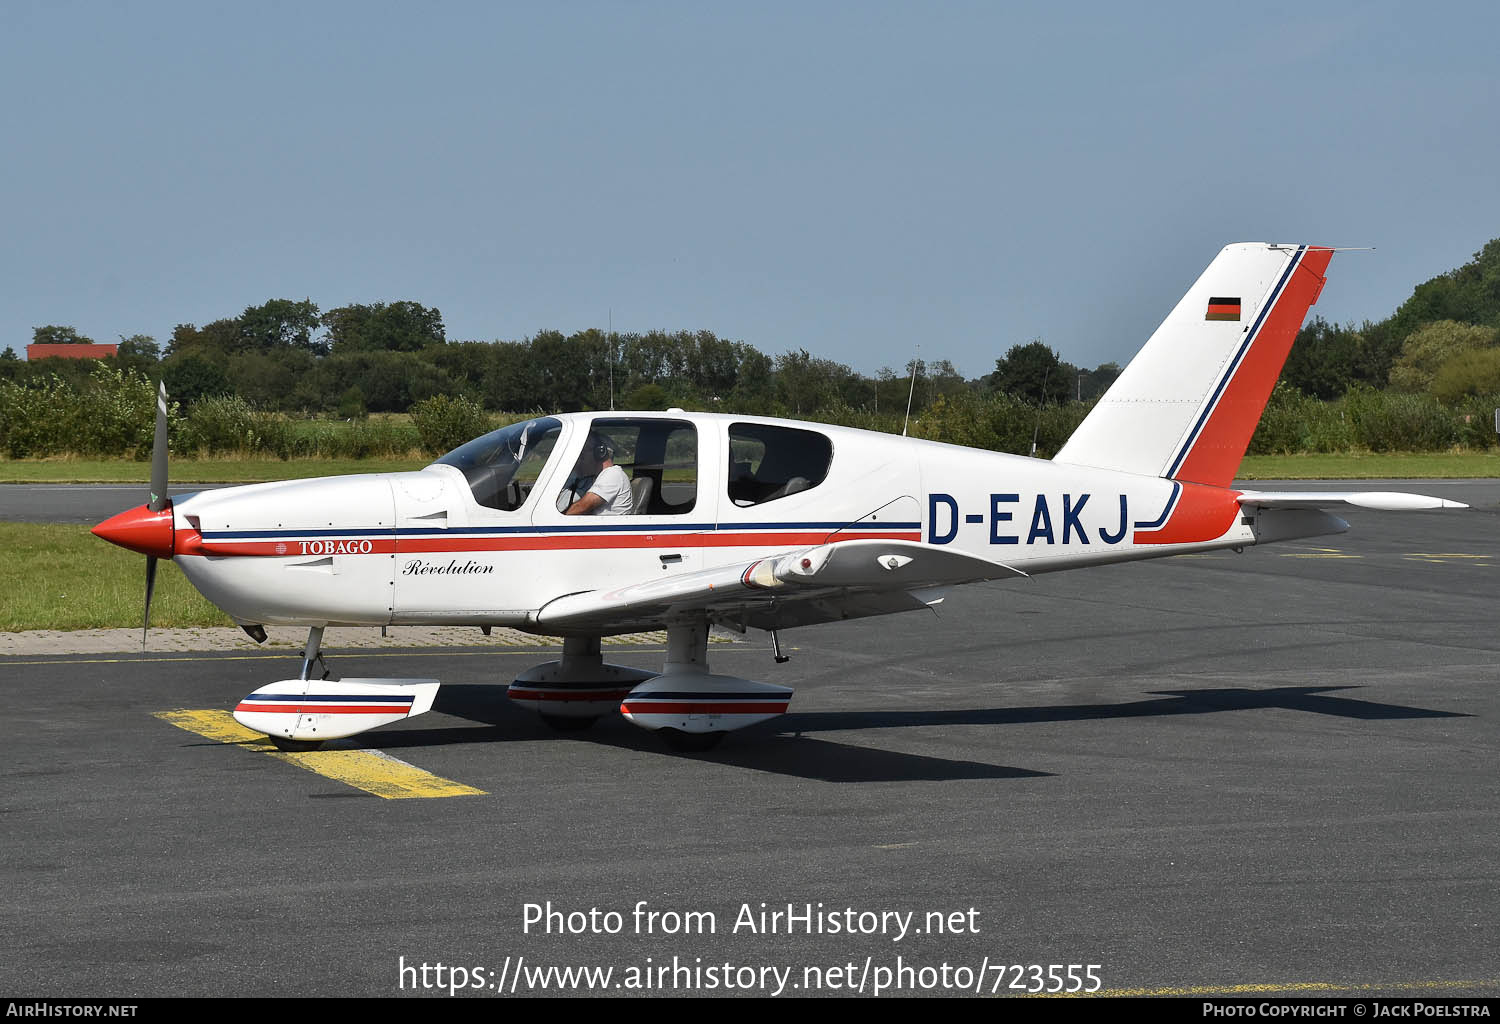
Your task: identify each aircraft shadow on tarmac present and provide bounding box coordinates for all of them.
[775,685,1469,731]
[376,685,1046,784]
[354,682,1464,785]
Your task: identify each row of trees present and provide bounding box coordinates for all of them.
[4,237,1498,444]
[1278,239,1500,401]
[3,297,1124,419]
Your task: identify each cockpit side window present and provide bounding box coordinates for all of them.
[727,423,832,506]
[555,418,697,515]
[434,416,562,511]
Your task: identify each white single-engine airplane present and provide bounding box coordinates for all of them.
[94,243,1466,751]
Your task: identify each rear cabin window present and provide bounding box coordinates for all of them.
[727,423,832,506]
[557,418,697,515]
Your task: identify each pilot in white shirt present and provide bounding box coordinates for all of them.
[564,435,635,516]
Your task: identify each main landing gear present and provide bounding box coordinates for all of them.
[508,636,656,732]
[509,617,794,752]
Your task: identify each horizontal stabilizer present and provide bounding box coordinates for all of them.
[1237,491,1468,511]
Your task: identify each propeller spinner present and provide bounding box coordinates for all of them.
[91,381,174,645]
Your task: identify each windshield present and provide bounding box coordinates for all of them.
[433,417,563,510]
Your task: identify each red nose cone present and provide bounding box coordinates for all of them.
[92,503,176,559]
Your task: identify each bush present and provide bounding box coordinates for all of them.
[0,376,73,458]
[1388,320,1498,393]
[1033,401,1091,458]
[410,395,492,455]
[285,417,421,458]
[1431,348,1500,404]
[1249,383,1353,455]
[73,365,164,458]
[1344,388,1458,452]
[911,392,1003,450]
[337,386,367,419]
[1453,394,1500,450]
[179,395,295,458]
[623,382,668,410]
[0,366,173,459]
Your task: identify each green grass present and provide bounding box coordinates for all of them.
[0,523,232,630]
[1237,451,1500,479]
[0,457,430,484]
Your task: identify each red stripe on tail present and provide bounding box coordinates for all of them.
[1173,247,1333,487]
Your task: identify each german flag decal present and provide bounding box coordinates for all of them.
[1205,296,1241,321]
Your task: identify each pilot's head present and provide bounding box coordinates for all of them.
[575,433,615,473]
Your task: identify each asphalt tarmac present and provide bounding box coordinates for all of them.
[0,484,227,524]
[3,481,1498,998]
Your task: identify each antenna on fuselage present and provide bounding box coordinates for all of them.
[902,345,920,437]
[608,308,615,411]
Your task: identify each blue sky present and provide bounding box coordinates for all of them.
[4,1,1497,377]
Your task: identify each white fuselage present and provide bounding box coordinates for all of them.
[169,412,1329,630]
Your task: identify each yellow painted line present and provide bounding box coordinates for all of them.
[1280,553,1363,559]
[1404,553,1492,559]
[873,842,920,850]
[1061,979,1498,998]
[155,709,485,800]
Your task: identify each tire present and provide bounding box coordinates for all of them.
[270,736,324,752]
[540,713,599,732]
[661,729,725,753]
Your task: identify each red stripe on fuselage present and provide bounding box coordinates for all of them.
[181,529,922,558]
[1174,247,1333,487]
[1134,482,1243,546]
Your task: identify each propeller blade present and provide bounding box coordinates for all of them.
[148,381,169,512]
[143,555,158,648]
[142,383,169,649]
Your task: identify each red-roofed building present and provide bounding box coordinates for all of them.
[26,343,119,360]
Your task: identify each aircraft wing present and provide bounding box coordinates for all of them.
[533,539,1027,635]
[1236,490,1468,511]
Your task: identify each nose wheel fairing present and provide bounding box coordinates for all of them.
[230,625,442,746]
[233,677,441,744]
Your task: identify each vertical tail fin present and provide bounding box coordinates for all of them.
[1053,242,1332,486]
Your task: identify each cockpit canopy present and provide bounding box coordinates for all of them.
[434,416,562,511]
[433,414,837,515]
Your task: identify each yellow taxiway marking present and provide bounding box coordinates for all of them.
[154,709,485,800]
[1278,547,1362,560]
[1077,979,1497,998]
[1404,553,1492,565]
